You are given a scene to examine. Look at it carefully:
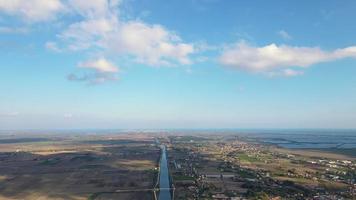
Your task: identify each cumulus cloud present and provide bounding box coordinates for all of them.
[0,0,195,83]
[78,58,119,73]
[219,42,356,76]
[59,19,194,66]
[57,0,194,66]
[105,21,194,66]
[68,58,119,84]
[0,0,65,22]
[0,0,194,67]
[59,17,118,50]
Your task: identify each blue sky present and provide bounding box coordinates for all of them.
[0,0,356,129]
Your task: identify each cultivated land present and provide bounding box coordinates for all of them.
[0,131,355,200]
[166,133,355,200]
[0,132,159,200]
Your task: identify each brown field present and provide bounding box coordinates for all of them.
[0,133,159,200]
[273,147,355,161]
[95,192,153,200]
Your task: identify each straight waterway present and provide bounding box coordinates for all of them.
[158,145,171,200]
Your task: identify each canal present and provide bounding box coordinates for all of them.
[158,145,171,200]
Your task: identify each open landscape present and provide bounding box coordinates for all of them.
[1,0,356,199]
[0,132,159,200]
[0,130,354,200]
[166,131,355,199]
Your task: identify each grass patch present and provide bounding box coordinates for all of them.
[238,153,259,163]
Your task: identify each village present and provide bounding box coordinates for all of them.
[166,135,355,200]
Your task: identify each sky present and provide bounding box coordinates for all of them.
[0,0,356,130]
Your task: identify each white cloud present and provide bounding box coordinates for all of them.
[59,18,194,66]
[268,69,304,77]
[281,69,304,77]
[0,0,65,22]
[78,58,119,73]
[68,58,119,84]
[50,0,194,83]
[277,30,292,40]
[219,42,356,76]
[105,21,194,66]
[60,17,118,50]
[1,0,195,76]
[56,0,194,66]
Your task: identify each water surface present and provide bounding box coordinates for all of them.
[158,145,171,200]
